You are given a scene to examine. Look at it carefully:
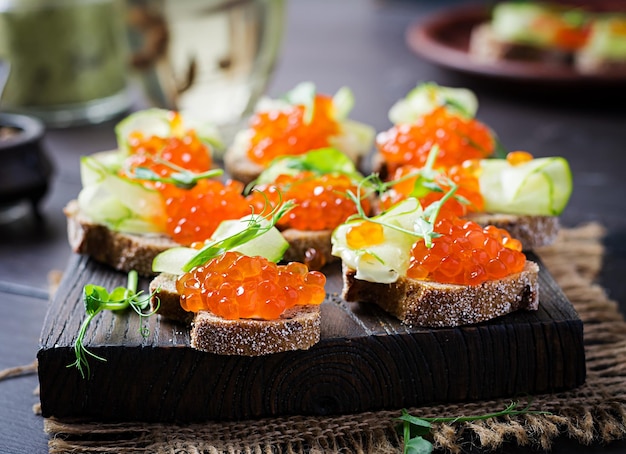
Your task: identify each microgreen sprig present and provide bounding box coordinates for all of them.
[398,401,551,454]
[125,155,224,190]
[345,145,475,248]
[183,198,296,272]
[68,270,160,379]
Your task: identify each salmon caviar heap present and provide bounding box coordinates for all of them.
[248,171,370,231]
[122,113,251,245]
[126,112,213,176]
[376,106,495,174]
[176,251,326,320]
[161,179,251,245]
[380,162,485,217]
[246,95,340,166]
[407,217,526,286]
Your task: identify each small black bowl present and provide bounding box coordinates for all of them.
[0,112,52,218]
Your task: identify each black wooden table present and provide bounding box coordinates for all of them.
[1,1,626,452]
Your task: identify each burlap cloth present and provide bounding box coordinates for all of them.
[42,223,626,453]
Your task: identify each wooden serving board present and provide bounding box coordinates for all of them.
[38,252,585,423]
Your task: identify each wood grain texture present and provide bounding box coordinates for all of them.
[37,253,585,423]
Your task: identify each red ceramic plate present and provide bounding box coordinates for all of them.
[406,3,626,87]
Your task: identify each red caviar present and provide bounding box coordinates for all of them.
[246,95,340,166]
[248,172,369,231]
[126,112,212,176]
[407,217,525,286]
[161,179,251,245]
[380,162,484,217]
[124,113,250,245]
[176,251,326,320]
[376,107,495,174]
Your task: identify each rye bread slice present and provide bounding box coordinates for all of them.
[64,200,178,277]
[466,213,559,250]
[281,228,336,270]
[150,272,322,356]
[341,261,539,328]
[191,306,321,356]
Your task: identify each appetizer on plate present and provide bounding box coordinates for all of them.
[65,109,251,276]
[245,147,371,269]
[469,1,626,75]
[576,13,626,74]
[223,82,375,184]
[150,204,326,356]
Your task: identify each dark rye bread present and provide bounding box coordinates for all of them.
[149,273,321,356]
[149,273,193,324]
[223,147,264,186]
[64,200,178,277]
[281,228,336,270]
[467,213,559,250]
[341,261,539,328]
[191,306,321,356]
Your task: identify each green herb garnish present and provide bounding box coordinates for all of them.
[183,198,296,271]
[68,270,159,379]
[399,401,551,454]
[345,145,461,248]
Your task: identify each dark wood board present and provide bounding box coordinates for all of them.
[38,252,585,423]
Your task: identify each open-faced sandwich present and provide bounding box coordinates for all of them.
[223,82,375,184]
[149,202,326,356]
[372,82,496,179]
[373,83,572,250]
[332,191,539,328]
[245,147,372,269]
[65,109,252,276]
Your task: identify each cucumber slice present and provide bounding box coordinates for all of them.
[115,109,172,154]
[211,217,289,263]
[332,86,354,121]
[79,156,165,224]
[388,82,478,124]
[80,153,125,187]
[153,217,289,275]
[479,157,572,215]
[152,247,198,275]
[115,108,223,155]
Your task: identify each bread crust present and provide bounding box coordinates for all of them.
[149,272,322,356]
[191,306,321,356]
[149,273,194,324]
[342,261,539,328]
[223,147,264,186]
[281,228,336,270]
[64,200,178,276]
[466,213,559,250]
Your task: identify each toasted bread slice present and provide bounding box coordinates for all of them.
[223,145,264,186]
[64,200,178,276]
[149,272,194,324]
[149,272,322,356]
[191,306,321,356]
[466,213,559,250]
[341,261,539,328]
[281,228,336,270]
